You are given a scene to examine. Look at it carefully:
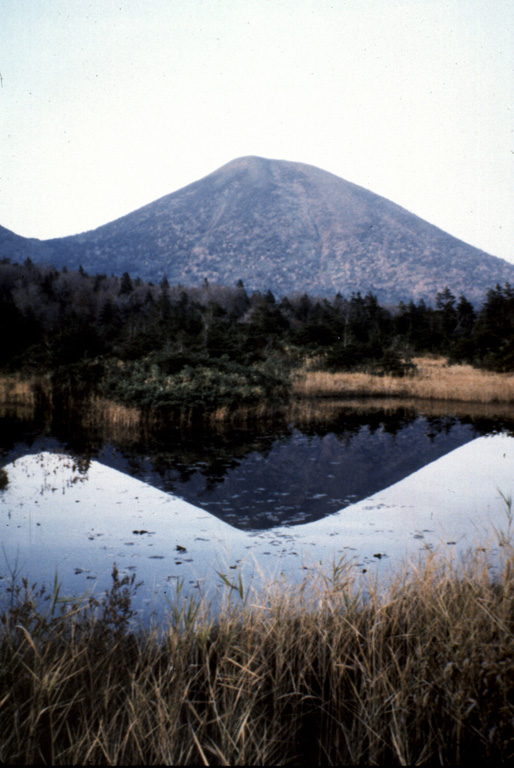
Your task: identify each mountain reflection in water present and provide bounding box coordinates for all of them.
[2,406,511,531]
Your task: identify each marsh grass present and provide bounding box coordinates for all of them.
[83,398,287,440]
[0,375,35,406]
[1,356,513,437]
[294,356,514,404]
[288,395,514,428]
[0,374,49,412]
[2,544,514,765]
[83,396,143,441]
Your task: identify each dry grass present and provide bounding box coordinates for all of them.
[2,539,514,765]
[293,356,514,404]
[205,400,287,428]
[87,399,287,436]
[288,395,514,426]
[83,396,143,440]
[0,375,38,409]
[2,358,514,437]
[0,374,53,424]
[0,375,288,436]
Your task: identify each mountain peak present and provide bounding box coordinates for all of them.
[2,158,514,303]
[221,154,271,168]
[209,155,280,185]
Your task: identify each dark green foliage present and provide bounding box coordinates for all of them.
[323,342,378,372]
[1,258,514,415]
[0,291,38,367]
[0,468,8,489]
[435,286,458,343]
[377,348,417,377]
[101,356,290,415]
[51,359,107,404]
[393,299,434,351]
[322,343,416,377]
[472,284,514,371]
[49,316,105,367]
[119,271,134,295]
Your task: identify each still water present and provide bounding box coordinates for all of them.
[1,405,513,620]
[0,407,505,531]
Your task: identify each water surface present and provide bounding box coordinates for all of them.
[3,405,508,530]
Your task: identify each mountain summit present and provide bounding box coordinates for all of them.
[3,156,514,303]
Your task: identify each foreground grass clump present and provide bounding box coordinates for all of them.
[1,552,514,765]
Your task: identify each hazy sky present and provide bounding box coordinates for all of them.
[1,0,513,263]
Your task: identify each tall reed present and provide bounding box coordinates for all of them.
[2,540,514,765]
[293,356,514,404]
[2,357,514,437]
[0,374,52,412]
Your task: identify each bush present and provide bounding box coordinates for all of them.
[322,341,380,372]
[376,348,417,377]
[101,356,291,414]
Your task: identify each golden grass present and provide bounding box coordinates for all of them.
[288,395,514,425]
[0,373,54,421]
[2,357,514,438]
[0,374,37,408]
[83,396,142,439]
[293,356,514,404]
[205,400,287,427]
[2,539,514,765]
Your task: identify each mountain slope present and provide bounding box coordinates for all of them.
[0,224,54,265]
[3,156,514,303]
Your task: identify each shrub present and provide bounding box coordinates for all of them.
[101,356,291,415]
[376,348,417,377]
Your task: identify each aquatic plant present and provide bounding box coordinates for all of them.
[2,544,514,765]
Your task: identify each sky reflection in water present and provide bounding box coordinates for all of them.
[0,409,489,531]
[1,407,514,623]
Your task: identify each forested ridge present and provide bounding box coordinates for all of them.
[10,156,514,304]
[1,257,513,419]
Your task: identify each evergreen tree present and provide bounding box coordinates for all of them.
[119,271,134,296]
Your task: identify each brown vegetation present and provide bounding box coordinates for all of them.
[288,396,514,427]
[2,542,514,765]
[1,357,514,437]
[0,374,289,436]
[0,374,39,410]
[82,396,143,440]
[293,356,514,404]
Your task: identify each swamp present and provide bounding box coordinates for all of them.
[2,262,514,763]
[2,391,514,619]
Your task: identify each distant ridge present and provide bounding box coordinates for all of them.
[2,156,514,303]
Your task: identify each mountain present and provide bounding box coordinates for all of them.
[0,224,54,265]
[3,156,514,303]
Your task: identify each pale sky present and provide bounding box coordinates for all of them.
[1,0,513,264]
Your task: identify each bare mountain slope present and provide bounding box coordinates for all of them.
[3,156,514,303]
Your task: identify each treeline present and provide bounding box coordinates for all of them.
[1,257,513,414]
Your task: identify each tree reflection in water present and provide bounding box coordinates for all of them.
[1,404,513,531]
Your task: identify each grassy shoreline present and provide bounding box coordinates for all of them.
[1,544,514,765]
[0,371,290,432]
[2,364,514,763]
[293,356,514,404]
[1,357,514,436]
